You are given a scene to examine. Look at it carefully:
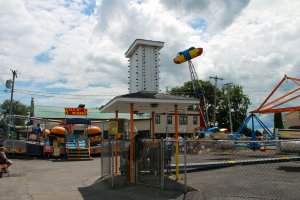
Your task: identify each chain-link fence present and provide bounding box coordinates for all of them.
[163,138,300,199]
[101,138,163,189]
[135,138,162,188]
[100,140,112,178]
[101,138,300,199]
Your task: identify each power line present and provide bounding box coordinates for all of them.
[0,78,6,86]
[13,90,113,100]
[14,88,118,97]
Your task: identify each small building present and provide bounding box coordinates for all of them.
[31,105,200,139]
[99,91,201,138]
[284,111,300,128]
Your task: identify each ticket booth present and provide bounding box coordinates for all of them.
[108,118,127,140]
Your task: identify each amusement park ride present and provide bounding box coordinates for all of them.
[173,46,300,149]
[174,47,208,129]
[1,106,128,159]
[230,75,300,141]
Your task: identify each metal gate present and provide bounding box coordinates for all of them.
[135,138,163,188]
[100,140,111,178]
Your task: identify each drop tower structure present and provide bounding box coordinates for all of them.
[125,39,164,93]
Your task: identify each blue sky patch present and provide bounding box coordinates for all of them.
[189,17,208,31]
[81,0,96,16]
[88,83,112,88]
[34,52,53,64]
[34,46,55,64]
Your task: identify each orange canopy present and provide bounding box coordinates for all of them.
[43,129,50,136]
[84,126,101,135]
[51,126,67,135]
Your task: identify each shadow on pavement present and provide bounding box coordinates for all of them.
[78,176,190,200]
[277,165,300,172]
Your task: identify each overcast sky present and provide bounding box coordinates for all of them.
[0,0,299,127]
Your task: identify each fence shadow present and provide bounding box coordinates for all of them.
[277,165,300,172]
[78,176,184,200]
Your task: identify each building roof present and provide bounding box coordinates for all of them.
[125,39,164,58]
[34,105,150,120]
[99,91,199,114]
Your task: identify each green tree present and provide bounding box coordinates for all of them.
[170,80,216,122]
[170,81,250,132]
[218,85,250,132]
[0,100,31,126]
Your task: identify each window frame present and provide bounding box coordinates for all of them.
[193,116,198,125]
[179,115,188,125]
[155,115,161,124]
[167,115,172,125]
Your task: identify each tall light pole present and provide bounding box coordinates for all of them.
[9,69,17,116]
[224,83,233,134]
[209,76,224,125]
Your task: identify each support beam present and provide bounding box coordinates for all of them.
[252,75,287,113]
[174,104,179,180]
[129,103,134,183]
[115,110,118,120]
[114,110,119,176]
[152,111,155,140]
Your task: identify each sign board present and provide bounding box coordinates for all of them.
[65,108,88,116]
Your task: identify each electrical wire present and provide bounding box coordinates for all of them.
[14,88,119,97]
[13,90,113,100]
[0,78,7,86]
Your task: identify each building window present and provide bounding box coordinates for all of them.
[155,115,160,124]
[167,115,172,124]
[179,116,188,125]
[193,116,198,125]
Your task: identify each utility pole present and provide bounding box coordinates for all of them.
[9,69,18,116]
[209,76,224,125]
[224,83,233,134]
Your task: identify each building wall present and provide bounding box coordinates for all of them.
[154,112,200,137]
[284,111,300,128]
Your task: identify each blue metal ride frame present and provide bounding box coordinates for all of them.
[232,115,252,140]
[252,114,274,140]
[233,113,275,145]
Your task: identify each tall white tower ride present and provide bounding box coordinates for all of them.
[125,39,164,93]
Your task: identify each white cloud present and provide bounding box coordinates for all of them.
[0,0,299,128]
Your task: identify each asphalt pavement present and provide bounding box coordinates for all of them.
[0,158,183,200]
[1,157,299,200]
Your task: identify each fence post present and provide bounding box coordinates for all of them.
[100,140,103,177]
[115,139,118,176]
[160,138,164,190]
[111,139,114,189]
[184,138,187,193]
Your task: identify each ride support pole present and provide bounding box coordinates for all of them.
[115,140,118,176]
[77,140,80,158]
[88,139,91,155]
